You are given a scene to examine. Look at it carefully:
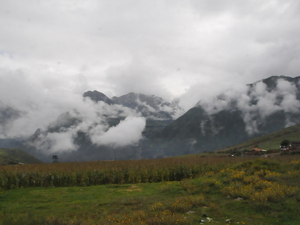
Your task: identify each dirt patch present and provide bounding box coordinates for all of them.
[118,185,142,192]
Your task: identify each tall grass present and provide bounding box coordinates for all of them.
[0,156,246,190]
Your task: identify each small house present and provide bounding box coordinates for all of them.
[291,141,300,149]
[246,148,266,155]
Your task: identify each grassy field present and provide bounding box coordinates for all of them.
[1,155,300,224]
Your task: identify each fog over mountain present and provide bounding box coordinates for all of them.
[0,86,181,160]
[1,1,300,161]
[196,76,300,134]
[1,75,300,162]
[20,98,147,154]
[150,76,300,157]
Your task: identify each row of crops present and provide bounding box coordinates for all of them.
[0,156,247,190]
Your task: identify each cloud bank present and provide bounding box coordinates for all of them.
[1,1,300,153]
[91,116,146,148]
[0,69,147,153]
[190,77,300,135]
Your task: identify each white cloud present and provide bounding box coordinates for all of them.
[46,131,79,154]
[90,116,146,147]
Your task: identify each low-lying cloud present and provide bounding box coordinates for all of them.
[189,77,300,135]
[0,68,147,154]
[91,116,146,148]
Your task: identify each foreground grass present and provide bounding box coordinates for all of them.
[1,156,300,224]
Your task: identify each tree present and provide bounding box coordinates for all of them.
[280,139,290,147]
[52,155,59,163]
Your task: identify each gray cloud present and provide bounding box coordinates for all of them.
[191,78,300,135]
[1,0,300,146]
[31,129,79,154]
[105,57,172,99]
[0,67,147,153]
[90,116,146,148]
[1,0,300,100]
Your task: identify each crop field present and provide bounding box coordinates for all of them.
[0,156,243,190]
[1,155,300,224]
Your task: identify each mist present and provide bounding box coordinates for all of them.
[90,116,146,148]
[187,77,300,135]
[0,69,148,154]
[1,1,300,156]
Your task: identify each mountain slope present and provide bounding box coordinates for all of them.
[0,148,43,165]
[2,75,300,162]
[215,123,300,153]
[83,90,183,120]
[112,92,182,119]
[83,90,114,105]
[148,75,300,156]
[11,91,178,162]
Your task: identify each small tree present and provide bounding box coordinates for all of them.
[52,155,59,163]
[280,139,290,147]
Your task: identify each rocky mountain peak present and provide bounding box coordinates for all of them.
[112,92,182,119]
[83,90,114,105]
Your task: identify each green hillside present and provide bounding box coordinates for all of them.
[215,123,300,153]
[0,148,43,165]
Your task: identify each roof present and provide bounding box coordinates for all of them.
[252,148,262,151]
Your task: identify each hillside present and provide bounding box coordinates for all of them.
[215,123,300,153]
[148,76,300,157]
[0,148,43,165]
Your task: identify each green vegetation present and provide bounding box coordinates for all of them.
[1,155,300,224]
[1,124,300,224]
[281,139,290,147]
[216,124,300,153]
[0,157,239,190]
[0,148,42,166]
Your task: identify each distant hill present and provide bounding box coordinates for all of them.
[215,123,300,153]
[0,148,43,165]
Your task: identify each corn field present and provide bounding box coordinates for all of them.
[0,156,247,190]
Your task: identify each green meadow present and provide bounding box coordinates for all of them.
[1,155,300,224]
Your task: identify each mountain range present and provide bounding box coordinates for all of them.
[1,75,300,162]
[147,75,300,157]
[83,90,183,120]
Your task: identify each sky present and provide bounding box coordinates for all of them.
[1,0,300,152]
[1,0,300,99]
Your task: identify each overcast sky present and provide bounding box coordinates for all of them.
[1,0,300,101]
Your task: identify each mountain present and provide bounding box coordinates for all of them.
[83,90,182,120]
[112,92,182,119]
[12,91,180,162]
[148,75,300,157]
[0,105,21,135]
[2,75,300,162]
[83,90,114,105]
